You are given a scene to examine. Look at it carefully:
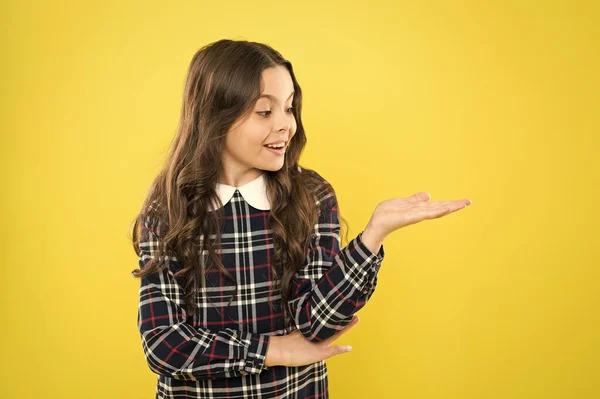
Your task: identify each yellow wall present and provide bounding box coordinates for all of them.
[2,1,598,398]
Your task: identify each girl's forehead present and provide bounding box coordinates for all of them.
[257,91,295,103]
[260,67,293,91]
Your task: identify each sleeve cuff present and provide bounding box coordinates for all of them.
[355,231,385,274]
[241,333,270,375]
[337,232,385,294]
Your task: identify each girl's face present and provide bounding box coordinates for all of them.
[220,65,297,185]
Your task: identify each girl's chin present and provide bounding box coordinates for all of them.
[258,160,285,171]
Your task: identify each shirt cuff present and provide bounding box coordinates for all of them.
[241,333,270,375]
[355,231,385,274]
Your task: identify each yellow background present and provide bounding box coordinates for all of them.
[2,1,599,398]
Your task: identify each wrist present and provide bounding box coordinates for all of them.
[265,335,283,367]
[361,223,385,254]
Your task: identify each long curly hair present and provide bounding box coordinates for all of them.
[130,39,348,330]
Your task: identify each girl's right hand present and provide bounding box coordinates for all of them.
[265,315,360,367]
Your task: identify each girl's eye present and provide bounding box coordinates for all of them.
[257,107,295,117]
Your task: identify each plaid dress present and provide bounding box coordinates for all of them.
[136,171,385,398]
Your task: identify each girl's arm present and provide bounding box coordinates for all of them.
[137,218,269,381]
[287,187,385,342]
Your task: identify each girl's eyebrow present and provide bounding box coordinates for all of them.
[258,91,294,102]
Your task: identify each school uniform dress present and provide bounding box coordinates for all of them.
[137,170,385,398]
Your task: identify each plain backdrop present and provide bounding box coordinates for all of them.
[1,1,599,398]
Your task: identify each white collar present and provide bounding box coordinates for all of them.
[209,173,270,211]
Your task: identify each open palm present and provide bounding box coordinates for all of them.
[369,192,472,238]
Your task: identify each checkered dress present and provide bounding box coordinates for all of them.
[137,175,385,398]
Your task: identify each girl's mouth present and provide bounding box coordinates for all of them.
[264,145,285,155]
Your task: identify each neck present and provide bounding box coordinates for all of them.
[218,167,263,187]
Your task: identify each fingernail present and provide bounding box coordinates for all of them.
[347,346,353,352]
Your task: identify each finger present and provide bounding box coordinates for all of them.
[421,201,469,219]
[433,199,471,207]
[424,200,455,209]
[406,192,431,203]
[324,344,353,360]
[441,200,471,211]
[419,199,470,212]
[321,315,360,346]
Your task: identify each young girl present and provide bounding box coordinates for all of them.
[131,39,471,399]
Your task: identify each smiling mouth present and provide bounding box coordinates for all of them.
[263,142,288,149]
[264,145,286,155]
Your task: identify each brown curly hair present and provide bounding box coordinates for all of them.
[130,39,348,330]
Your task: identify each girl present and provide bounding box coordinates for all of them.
[131,39,471,399]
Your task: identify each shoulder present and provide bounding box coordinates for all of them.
[297,166,337,207]
[140,199,167,237]
[137,200,181,267]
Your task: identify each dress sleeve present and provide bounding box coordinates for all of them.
[137,214,270,381]
[287,189,385,342]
